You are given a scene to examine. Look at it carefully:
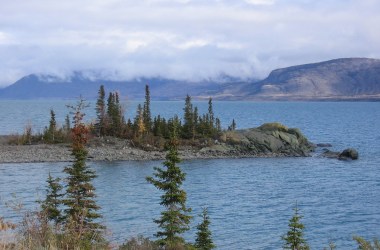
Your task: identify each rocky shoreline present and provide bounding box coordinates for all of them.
[0,123,318,163]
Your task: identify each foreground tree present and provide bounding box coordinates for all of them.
[195,208,215,250]
[64,98,104,242]
[282,203,309,250]
[353,236,380,250]
[146,123,192,248]
[40,172,64,225]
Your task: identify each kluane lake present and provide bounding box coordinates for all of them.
[0,100,379,249]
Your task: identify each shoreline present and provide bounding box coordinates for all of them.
[0,143,301,164]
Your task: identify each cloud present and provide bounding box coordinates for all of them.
[0,0,379,87]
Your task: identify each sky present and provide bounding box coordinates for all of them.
[0,0,379,87]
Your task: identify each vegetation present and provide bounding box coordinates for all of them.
[282,203,309,250]
[146,124,192,248]
[194,208,215,250]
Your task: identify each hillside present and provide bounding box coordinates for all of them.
[0,72,236,100]
[237,58,380,101]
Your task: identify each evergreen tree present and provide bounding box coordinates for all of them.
[195,208,215,250]
[228,119,236,131]
[146,124,192,248]
[182,94,194,139]
[40,172,64,224]
[143,84,152,133]
[64,114,71,134]
[208,98,214,127]
[95,85,106,136]
[64,98,104,241]
[353,236,380,250]
[282,203,309,250]
[47,109,57,142]
[215,118,222,133]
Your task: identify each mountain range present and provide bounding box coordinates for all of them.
[0,58,379,101]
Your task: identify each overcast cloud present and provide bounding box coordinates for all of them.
[0,0,379,86]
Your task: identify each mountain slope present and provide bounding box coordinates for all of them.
[238,58,380,100]
[0,72,233,100]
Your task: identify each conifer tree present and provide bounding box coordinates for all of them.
[95,85,106,136]
[195,208,215,250]
[146,123,192,248]
[208,98,214,127]
[182,94,194,139]
[47,109,57,142]
[228,119,236,131]
[64,98,104,241]
[143,84,152,133]
[40,172,64,224]
[282,203,309,250]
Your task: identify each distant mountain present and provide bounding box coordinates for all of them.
[229,58,380,101]
[1,58,379,101]
[0,72,241,100]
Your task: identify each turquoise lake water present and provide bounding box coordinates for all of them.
[0,100,380,249]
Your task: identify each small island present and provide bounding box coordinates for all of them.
[1,85,360,164]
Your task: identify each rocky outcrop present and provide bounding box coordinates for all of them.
[208,122,315,157]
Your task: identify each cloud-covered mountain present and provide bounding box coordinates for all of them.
[1,58,379,101]
[215,58,380,101]
[0,71,242,100]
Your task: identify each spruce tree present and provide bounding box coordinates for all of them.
[47,109,57,142]
[146,123,192,248]
[182,94,194,139]
[143,84,152,133]
[64,98,104,241]
[40,172,64,224]
[282,203,309,250]
[95,85,106,136]
[195,208,216,250]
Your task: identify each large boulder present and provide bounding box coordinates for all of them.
[339,148,359,160]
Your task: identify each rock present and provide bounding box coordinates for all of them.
[321,148,359,160]
[220,122,315,157]
[339,148,359,160]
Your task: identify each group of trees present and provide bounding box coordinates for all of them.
[37,99,105,249]
[94,85,223,144]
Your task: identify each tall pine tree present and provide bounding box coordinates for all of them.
[95,85,106,136]
[64,98,104,242]
[146,123,192,248]
[143,84,152,133]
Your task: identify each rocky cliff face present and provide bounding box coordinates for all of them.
[243,58,380,100]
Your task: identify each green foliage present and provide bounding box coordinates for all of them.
[282,203,309,250]
[353,236,380,250]
[95,85,106,136]
[119,235,158,250]
[259,122,289,132]
[64,98,105,242]
[143,84,152,133]
[39,172,64,224]
[195,208,215,250]
[146,125,192,248]
[228,119,236,131]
